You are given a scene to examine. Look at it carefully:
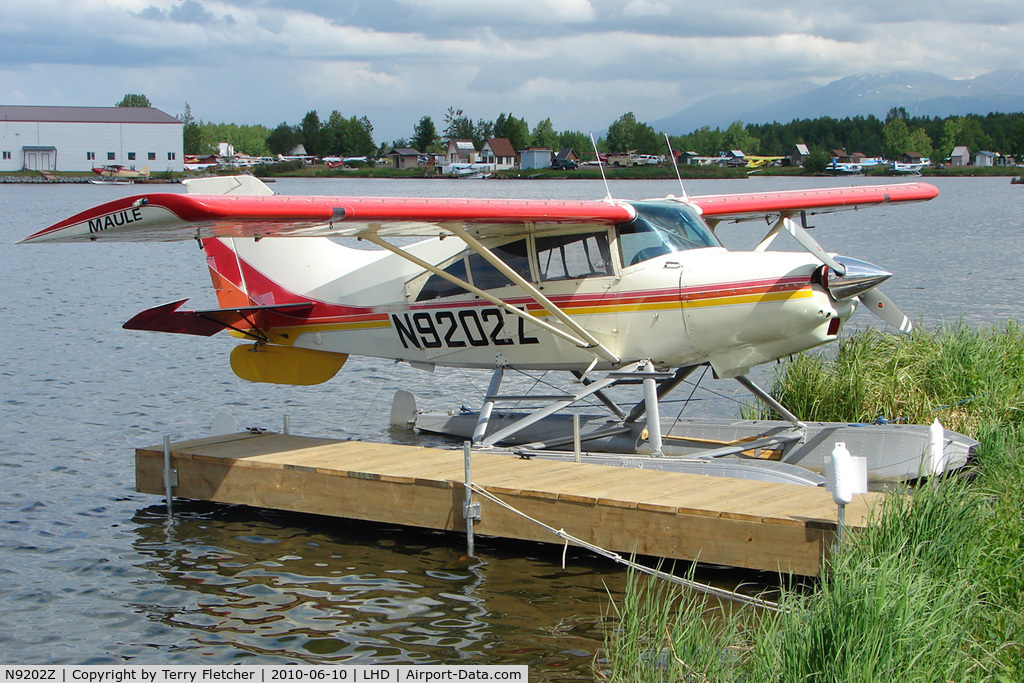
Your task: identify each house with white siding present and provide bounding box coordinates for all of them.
[444,139,478,165]
[480,138,517,170]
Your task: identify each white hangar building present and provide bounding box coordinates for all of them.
[0,105,184,173]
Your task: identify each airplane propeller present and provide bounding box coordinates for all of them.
[781,217,848,275]
[781,218,913,333]
[858,288,913,333]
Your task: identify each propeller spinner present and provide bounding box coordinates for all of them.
[782,218,913,332]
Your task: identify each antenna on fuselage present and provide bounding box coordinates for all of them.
[665,133,689,201]
[590,132,613,201]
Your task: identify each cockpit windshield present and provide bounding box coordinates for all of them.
[618,201,721,266]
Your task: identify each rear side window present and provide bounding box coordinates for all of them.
[467,239,531,289]
[416,258,469,302]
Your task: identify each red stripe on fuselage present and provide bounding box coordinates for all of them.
[213,243,814,333]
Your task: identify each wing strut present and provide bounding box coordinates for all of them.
[361,230,620,364]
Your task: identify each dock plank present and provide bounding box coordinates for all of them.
[136,433,893,576]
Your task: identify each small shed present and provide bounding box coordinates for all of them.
[973,151,997,167]
[520,147,552,170]
[950,146,971,167]
[387,147,421,170]
[790,144,810,166]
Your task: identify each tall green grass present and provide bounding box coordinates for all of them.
[759,321,1024,434]
[602,322,1024,681]
[601,567,750,682]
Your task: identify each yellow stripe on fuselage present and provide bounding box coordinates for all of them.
[234,285,815,342]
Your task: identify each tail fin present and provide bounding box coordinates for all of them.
[203,237,259,308]
[190,175,296,309]
[127,176,349,386]
[202,236,326,307]
[189,175,387,309]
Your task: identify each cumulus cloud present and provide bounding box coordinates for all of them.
[395,0,597,25]
[623,0,672,17]
[0,0,1021,140]
[137,0,233,25]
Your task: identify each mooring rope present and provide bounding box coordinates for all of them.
[466,482,787,613]
[353,360,401,436]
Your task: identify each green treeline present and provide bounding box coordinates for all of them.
[175,99,1024,162]
[744,109,1024,160]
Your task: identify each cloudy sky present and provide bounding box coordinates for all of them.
[2,0,1021,143]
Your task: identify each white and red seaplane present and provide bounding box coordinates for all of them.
[90,164,151,181]
[21,175,975,485]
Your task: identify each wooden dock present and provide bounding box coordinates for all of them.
[136,433,889,576]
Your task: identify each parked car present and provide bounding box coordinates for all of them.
[552,158,578,170]
[605,153,661,167]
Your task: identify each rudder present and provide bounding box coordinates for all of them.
[202,237,256,309]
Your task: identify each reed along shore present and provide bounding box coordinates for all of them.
[603,321,1024,682]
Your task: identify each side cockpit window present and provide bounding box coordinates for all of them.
[413,231,616,303]
[536,232,612,281]
[414,239,531,302]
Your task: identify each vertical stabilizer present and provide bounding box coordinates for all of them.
[202,237,258,308]
[190,175,277,309]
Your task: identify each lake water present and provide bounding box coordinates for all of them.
[2,176,1022,674]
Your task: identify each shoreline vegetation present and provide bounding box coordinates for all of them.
[603,321,1024,681]
[3,163,1023,184]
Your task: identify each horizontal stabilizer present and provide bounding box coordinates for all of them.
[123,299,314,337]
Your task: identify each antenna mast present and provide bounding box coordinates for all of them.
[665,133,688,201]
[590,132,612,201]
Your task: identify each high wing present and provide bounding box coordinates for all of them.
[18,193,637,244]
[690,182,939,227]
[19,181,937,244]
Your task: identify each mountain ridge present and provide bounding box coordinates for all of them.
[652,70,1024,135]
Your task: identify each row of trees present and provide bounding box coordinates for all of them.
[116,93,1024,163]
[742,108,1024,161]
[406,107,597,161]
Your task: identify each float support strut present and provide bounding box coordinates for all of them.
[473,367,505,444]
[643,361,663,456]
[163,435,178,520]
[735,374,806,427]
